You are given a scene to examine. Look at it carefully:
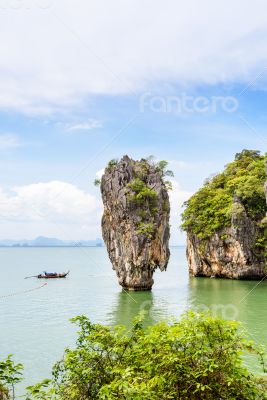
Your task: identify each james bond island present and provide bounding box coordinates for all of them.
[182,149,267,279]
[99,155,171,290]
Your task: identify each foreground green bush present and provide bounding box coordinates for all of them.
[22,312,267,400]
[0,356,23,400]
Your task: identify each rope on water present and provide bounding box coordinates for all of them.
[0,283,47,300]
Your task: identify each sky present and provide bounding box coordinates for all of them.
[0,0,266,244]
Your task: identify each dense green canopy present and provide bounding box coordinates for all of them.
[21,312,267,399]
[1,315,267,399]
[181,150,266,239]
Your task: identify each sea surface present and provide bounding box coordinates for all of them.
[0,246,266,392]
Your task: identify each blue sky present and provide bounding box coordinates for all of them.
[0,0,266,243]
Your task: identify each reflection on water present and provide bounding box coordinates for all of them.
[109,290,177,328]
[188,277,267,375]
[188,277,267,332]
[108,291,156,327]
[110,276,267,334]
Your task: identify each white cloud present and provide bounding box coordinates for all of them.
[1,0,267,114]
[168,180,193,244]
[0,178,192,244]
[169,180,192,219]
[0,134,21,149]
[0,181,102,239]
[96,169,105,179]
[64,119,103,132]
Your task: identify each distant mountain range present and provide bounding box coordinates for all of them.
[0,236,104,247]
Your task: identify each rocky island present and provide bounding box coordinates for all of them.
[99,156,171,290]
[182,150,266,279]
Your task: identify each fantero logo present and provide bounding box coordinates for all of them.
[139,92,239,114]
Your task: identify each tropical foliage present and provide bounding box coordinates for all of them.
[2,313,267,399]
[146,156,174,189]
[136,222,155,238]
[181,149,266,239]
[106,159,118,170]
[20,313,267,399]
[0,356,23,400]
[127,178,157,207]
[94,178,101,187]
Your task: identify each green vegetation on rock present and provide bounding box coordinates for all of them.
[94,178,101,187]
[106,159,118,170]
[181,149,266,239]
[136,222,155,238]
[4,312,267,399]
[125,158,173,238]
[127,178,157,207]
[147,156,174,190]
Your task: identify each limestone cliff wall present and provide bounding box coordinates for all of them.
[101,156,170,290]
[187,198,266,279]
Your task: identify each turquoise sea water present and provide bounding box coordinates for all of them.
[0,246,266,391]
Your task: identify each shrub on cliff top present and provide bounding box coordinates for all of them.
[181,149,266,239]
[22,312,267,400]
[106,159,118,170]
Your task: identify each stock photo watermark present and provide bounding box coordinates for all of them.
[140,92,239,114]
[0,0,53,9]
[139,300,239,323]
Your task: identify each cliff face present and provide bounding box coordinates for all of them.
[101,155,170,290]
[187,197,266,279]
[182,150,266,280]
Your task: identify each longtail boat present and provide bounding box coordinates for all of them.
[37,271,70,279]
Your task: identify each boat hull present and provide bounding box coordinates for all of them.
[37,272,69,279]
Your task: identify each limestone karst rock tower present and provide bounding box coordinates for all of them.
[101,155,170,290]
[182,150,266,279]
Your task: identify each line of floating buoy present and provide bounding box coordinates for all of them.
[0,283,47,300]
